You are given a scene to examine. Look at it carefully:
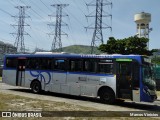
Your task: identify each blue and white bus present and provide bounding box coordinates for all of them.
[2,53,157,104]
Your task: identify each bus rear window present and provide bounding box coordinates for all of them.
[6,58,17,68]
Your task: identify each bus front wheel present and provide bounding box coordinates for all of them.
[31,81,41,94]
[100,89,115,104]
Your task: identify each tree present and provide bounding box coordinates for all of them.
[99,36,155,56]
[152,56,160,65]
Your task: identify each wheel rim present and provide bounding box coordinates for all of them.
[33,83,39,92]
[103,93,110,101]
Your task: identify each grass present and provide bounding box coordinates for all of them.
[0,92,159,120]
[0,92,97,111]
[157,91,160,96]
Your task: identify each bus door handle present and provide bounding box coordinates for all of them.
[76,82,78,83]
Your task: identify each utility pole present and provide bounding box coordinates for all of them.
[48,4,69,52]
[11,6,30,53]
[86,0,112,54]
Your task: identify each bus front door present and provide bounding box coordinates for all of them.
[16,58,26,86]
[116,62,133,99]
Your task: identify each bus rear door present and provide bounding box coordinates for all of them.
[116,58,140,102]
[116,59,133,100]
[16,57,26,86]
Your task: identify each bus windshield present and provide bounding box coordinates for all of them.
[143,64,156,90]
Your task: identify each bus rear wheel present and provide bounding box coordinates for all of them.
[100,89,115,104]
[31,81,41,94]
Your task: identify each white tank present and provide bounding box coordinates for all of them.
[134,12,151,49]
[134,12,151,24]
[134,12,151,37]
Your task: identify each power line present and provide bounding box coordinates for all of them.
[0,19,10,25]
[71,0,86,16]
[57,0,85,27]
[19,0,46,20]
[66,9,85,27]
[28,0,49,16]
[66,16,77,46]
[7,0,18,6]
[48,4,69,52]
[0,37,35,53]
[29,26,50,47]
[11,6,31,53]
[0,8,12,16]
[4,0,50,52]
[55,0,86,46]
[8,0,51,51]
[85,0,112,54]
[39,0,52,12]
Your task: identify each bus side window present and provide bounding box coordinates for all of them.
[6,58,17,68]
[70,60,82,72]
[99,63,113,74]
[83,59,98,73]
[84,60,90,71]
[54,59,66,71]
[26,58,38,70]
[40,58,52,70]
[90,60,98,73]
[26,59,30,69]
[70,61,75,71]
[47,59,52,69]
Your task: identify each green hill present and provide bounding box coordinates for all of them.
[60,45,102,54]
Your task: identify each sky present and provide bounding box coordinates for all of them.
[0,0,159,52]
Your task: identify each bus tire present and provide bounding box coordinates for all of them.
[100,89,115,104]
[31,81,41,94]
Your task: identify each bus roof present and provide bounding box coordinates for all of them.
[5,53,143,60]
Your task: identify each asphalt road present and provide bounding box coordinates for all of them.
[0,82,160,111]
